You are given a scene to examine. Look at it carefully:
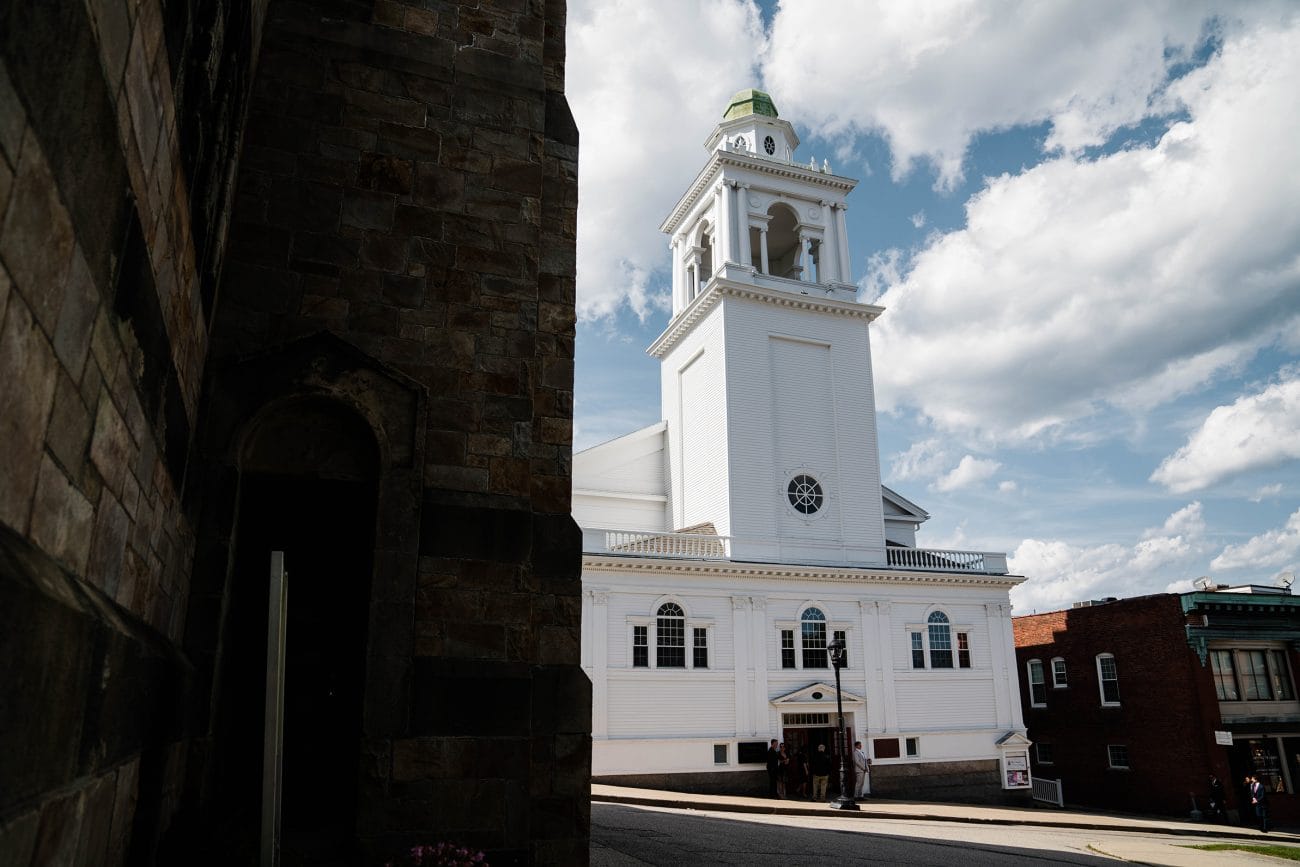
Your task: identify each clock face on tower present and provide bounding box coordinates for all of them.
[763,135,776,155]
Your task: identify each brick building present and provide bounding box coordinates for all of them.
[0,1,588,864]
[1014,587,1300,823]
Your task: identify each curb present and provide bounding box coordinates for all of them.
[591,792,1300,843]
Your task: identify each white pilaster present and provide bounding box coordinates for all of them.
[759,226,770,274]
[877,601,899,732]
[733,596,750,735]
[752,596,771,736]
[591,589,609,738]
[798,231,810,281]
[714,184,732,270]
[819,201,840,283]
[671,237,684,312]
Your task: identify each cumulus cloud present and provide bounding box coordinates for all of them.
[1252,483,1284,502]
[1210,507,1300,572]
[888,438,949,481]
[868,16,1300,441]
[910,211,927,229]
[568,0,764,321]
[999,480,1019,494]
[934,455,1001,492]
[1151,375,1300,493]
[763,0,1234,188]
[1010,503,1212,611]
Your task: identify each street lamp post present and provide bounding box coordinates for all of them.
[827,638,859,810]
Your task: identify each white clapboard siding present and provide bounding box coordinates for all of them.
[606,674,736,737]
[894,677,998,729]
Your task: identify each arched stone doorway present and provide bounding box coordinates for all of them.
[233,397,379,861]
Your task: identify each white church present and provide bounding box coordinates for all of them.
[575,90,1031,801]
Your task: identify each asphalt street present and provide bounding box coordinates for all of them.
[591,802,1289,866]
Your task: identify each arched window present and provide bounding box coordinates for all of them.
[656,602,686,668]
[927,611,953,668]
[801,607,828,669]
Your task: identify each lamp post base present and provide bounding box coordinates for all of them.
[828,796,860,811]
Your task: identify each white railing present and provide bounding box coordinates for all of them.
[887,547,1009,574]
[1032,776,1063,807]
[584,528,731,559]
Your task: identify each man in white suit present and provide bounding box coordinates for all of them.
[853,741,871,798]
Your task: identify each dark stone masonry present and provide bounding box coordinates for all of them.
[0,0,588,864]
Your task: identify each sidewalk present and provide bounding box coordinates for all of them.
[593,784,1300,865]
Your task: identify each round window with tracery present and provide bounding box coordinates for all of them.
[787,474,824,515]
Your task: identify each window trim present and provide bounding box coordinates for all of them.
[1027,658,1047,707]
[1096,653,1121,707]
[907,609,975,671]
[1051,657,1067,689]
[628,597,713,670]
[777,604,852,671]
[1035,742,1054,765]
[1107,744,1130,770]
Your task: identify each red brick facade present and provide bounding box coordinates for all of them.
[1014,593,1300,823]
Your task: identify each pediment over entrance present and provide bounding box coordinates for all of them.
[771,682,863,706]
[995,731,1032,748]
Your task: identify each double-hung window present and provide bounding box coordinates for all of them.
[630,601,711,669]
[1096,653,1120,706]
[1051,657,1067,688]
[780,607,848,670]
[1027,659,1047,707]
[909,611,972,670]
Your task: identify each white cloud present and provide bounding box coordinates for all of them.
[910,211,927,229]
[1210,507,1300,572]
[568,0,764,321]
[1010,503,1211,611]
[1151,375,1300,493]
[934,455,1001,491]
[868,17,1300,442]
[888,437,949,481]
[1252,483,1284,502]
[763,1,1240,188]
[998,480,1018,494]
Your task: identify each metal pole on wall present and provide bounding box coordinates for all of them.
[262,551,287,867]
[827,639,859,811]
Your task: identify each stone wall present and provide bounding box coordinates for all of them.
[0,0,266,863]
[0,0,588,864]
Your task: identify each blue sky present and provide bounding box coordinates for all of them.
[565,1,1300,613]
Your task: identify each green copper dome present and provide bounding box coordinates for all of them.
[723,88,779,120]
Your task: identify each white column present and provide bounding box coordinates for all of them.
[714,184,732,271]
[752,596,771,736]
[738,185,752,270]
[759,227,770,274]
[835,203,851,283]
[859,600,882,735]
[798,231,810,281]
[671,237,684,312]
[592,590,609,738]
[988,602,1024,729]
[819,202,840,283]
[733,596,750,735]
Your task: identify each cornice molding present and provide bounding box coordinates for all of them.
[581,554,1026,590]
[647,279,884,359]
[661,151,857,235]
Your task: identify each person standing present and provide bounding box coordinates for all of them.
[777,743,790,798]
[853,741,872,798]
[766,739,781,798]
[1250,775,1270,833]
[811,744,832,800]
[1208,774,1227,823]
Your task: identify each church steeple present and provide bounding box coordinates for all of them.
[651,91,888,567]
[660,88,858,318]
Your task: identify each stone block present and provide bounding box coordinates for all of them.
[0,128,75,332]
[52,244,99,380]
[0,808,38,867]
[75,770,117,867]
[32,789,84,866]
[89,391,132,498]
[87,488,128,597]
[342,189,396,231]
[0,293,59,532]
[359,151,414,194]
[0,65,25,165]
[106,758,138,865]
[29,454,94,575]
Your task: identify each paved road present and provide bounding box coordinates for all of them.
[591,802,1287,865]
